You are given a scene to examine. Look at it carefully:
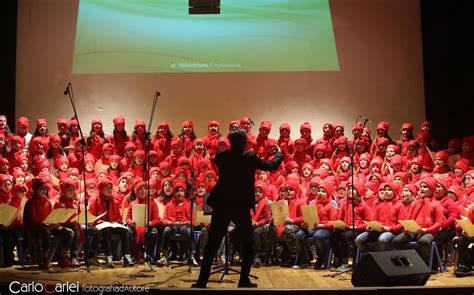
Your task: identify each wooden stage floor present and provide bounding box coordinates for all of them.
[1,261,474,293]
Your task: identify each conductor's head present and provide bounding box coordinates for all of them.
[228,129,247,151]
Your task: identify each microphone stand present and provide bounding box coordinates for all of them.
[143,91,159,272]
[64,83,90,272]
[329,116,369,278]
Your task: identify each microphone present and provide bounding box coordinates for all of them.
[63,83,71,95]
[156,91,161,96]
[358,115,372,124]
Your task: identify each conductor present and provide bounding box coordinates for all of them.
[192,129,284,288]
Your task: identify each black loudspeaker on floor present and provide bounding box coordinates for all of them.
[352,249,431,287]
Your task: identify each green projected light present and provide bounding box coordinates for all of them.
[72,0,339,73]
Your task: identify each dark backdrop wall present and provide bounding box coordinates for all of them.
[421,0,474,146]
[2,0,473,145]
[0,0,17,130]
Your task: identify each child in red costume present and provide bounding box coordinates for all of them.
[153,121,173,162]
[398,123,415,156]
[311,181,339,269]
[392,177,445,266]
[32,118,50,149]
[86,119,107,160]
[179,121,196,157]
[203,120,221,158]
[355,182,406,254]
[56,119,69,149]
[88,177,134,268]
[299,122,314,158]
[329,181,372,270]
[251,181,272,267]
[23,178,75,269]
[254,121,273,158]
[131,120,147,150]
[288,138,311,170]
[126,181,161,262]
[158,181,192,266]
[108,115,129,157]
[278,123,295,160]
[370,121,393,155]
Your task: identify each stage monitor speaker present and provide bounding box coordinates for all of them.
[352,250,431,287]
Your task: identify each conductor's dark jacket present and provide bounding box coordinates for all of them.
[207,150,283,209]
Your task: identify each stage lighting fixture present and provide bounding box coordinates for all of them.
[189,0,220,14]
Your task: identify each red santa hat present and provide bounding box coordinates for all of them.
[461,135,474,149]
[403,184,418,196]
[91,118,103,127]
[340,156,351,164]
[125,142,136,152]
[113,115,125,126]
[285,180,301,194]
[365,180,379,193]
[240,117,252,126]
[54,157,69,170]
[348,181,366,198]
[98,177,113,193]
[420,177,438,192]
[387,144,400,154]
[66,168,79,177]
[171,137,183,148]
[334,136,348,145]
[437,178,452,190]
[376,121,390,131]
[454,159,469,173]
[352,122,363,132]
[377,138,390,146]
[36,159,50,171]
[435,151,449,163]
[159,161,171,170]
[133,149,145,158]
[218,137,230,149]
[178,156,190,166]
[334,123,345,131]
[259,121,272,131]
[208,120,220,128]
[294,138,306,146]
[85,178,97,188]
[102,143,115,154]
[359,153,372,162]
[279,123,291,132]
[59,178,75,194]
[69,117,78,126]
[285,161,299,174]
[182,120,193,129]
[447,185,464,200]
[394,172,408,183]
[319,159,334,171]
[313,144,327,155]
[401,123,414,132]
[49,134,61,145]
[134,120,146,129]
[420,121,432,129]
[370,158,383,169]
[301,163,314,172]
[31,177,47,192]
[0,174,11,185]
[157,121,170,130]
[384,182,402,197]
[17,116,30,128]
[255,180,268,192]
[84,154,96,164]
[390,155,403,166]
[56,119,69,128]
[36,118,47,128]
[173,181,187,192]
[109,154,122,163]
[10,135,22,144]
[134,181,147,195]
[300,122,312,132]
[318,181,335,196]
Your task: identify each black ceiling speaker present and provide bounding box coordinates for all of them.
[189,0,220,14]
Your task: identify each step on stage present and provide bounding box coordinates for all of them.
[1,263,473,295]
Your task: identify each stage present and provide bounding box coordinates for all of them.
[1,261,473,295]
